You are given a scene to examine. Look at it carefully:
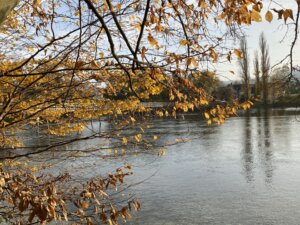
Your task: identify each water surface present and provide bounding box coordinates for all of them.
[10,108,300,224]
[125,108,300,225]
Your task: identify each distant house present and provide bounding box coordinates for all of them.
[225,81,256,100]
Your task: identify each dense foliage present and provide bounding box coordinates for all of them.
[0,0,299,224]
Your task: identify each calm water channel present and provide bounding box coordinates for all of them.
[12,108,300,224]
[124,108,300,225]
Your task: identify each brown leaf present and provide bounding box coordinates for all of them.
[91,60,100,68]
[148,34,158,47]
[79,200,89,209]
[18,199,29,212]
[28,211,35,223]
[141,47,146,61]
[36,205,48,221]
[233,49,243,59]
[265,11,273,22]
[283,10,290,23]
[210,49,218,62]
[75,60,84,68]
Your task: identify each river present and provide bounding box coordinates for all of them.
[124,108,300,225]
[6,108,300,224]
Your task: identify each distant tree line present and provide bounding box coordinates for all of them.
[238,32,299,106]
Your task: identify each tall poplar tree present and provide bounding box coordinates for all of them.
[253,50,260,97]
[259,33,270,105]
[238,37,250,100]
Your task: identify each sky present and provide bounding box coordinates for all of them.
[52,0,300,84]
[216,0,300,82]
[3,0,299,83]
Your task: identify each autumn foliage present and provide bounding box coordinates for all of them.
[0,0,299,224]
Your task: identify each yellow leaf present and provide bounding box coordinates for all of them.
[134,134,142,142]
[210,108,217,115]
[122,137,128,145]
[153,135,158,140]
[107,219,113,225]
[265,11,273,22]
[99,190,109,197]
[207,119,212,125]
[135,23,141,31]
[199,99,208,105]
[80,200,89,209]
[204,112,210,119]
[159,149,166,156]
[251,9,262,22]
[232,107,237,114]
[99,52,104,58]
[156,111,164,117]
[198,0,207,8]
[179,40,188,46]
[33,0,42,7]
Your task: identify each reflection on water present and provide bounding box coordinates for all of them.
[242,109,274,184]
[3,108,300,224]
[126,108,300,225]
[262,109,273,183]
[242,111,253,183]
